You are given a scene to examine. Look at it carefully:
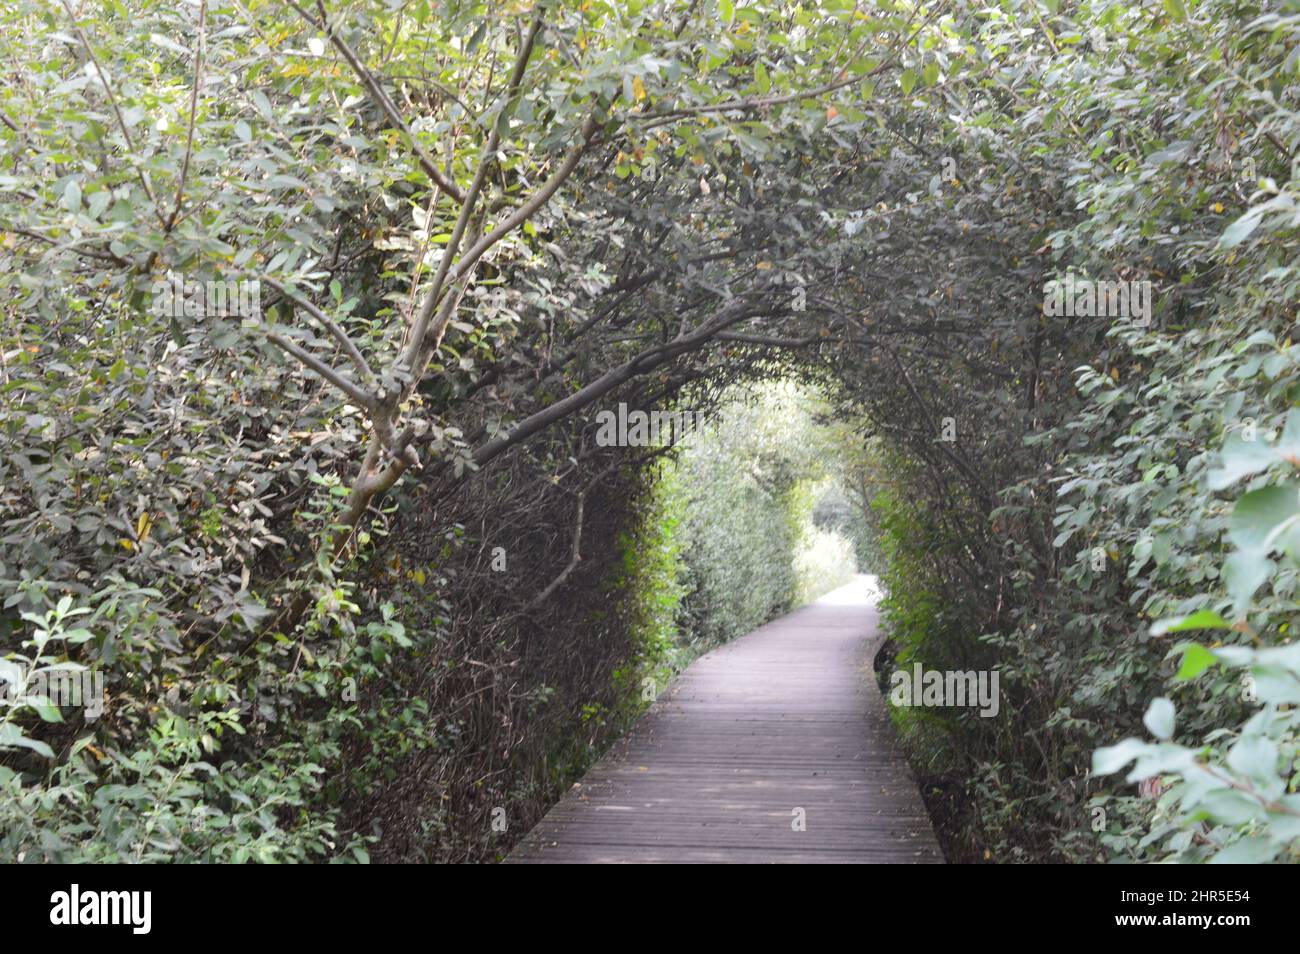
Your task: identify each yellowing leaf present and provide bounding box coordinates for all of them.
[632,75,647,101]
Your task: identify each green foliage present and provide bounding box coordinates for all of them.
[666,381,857,647]
[1024,0,1300,862]
[849,0,1300,863]
[792,518,858,605]
[2,0,926,862]
[611,460,690,717]
[0,284,372,860]
[11,0,1300,867]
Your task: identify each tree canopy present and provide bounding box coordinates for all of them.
[4,0,1300,863]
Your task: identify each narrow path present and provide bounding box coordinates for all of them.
[507,577,943,863]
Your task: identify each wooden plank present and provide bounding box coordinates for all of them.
[506,577,943,864]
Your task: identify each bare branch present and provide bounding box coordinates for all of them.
[260,277,375,380]
[288,0,467,204]
[166,0,206,232]
[451,113,600,288]
[266,330,376,409]
[401,9,548,381]
[461,302,769,476]
[406,109,601,377]
[10,226,130,265]
[716,331,819,348]
[522,458,624,611]
[636,6,940,126]
[524,489,586,610]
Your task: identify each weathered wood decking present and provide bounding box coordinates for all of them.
[507,577,943,863]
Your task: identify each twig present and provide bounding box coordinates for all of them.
[288,0,466,203]
[58,0,167,227]
[637,6,941,125]
[166,0,206,232]
[522,459,621,611]
[716,331,819,348]
[265,330,376,409]
[260,277,374,380]
[401,9,548,382]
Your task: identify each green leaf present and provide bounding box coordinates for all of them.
[34,701,64,722]
[1208,433,1278,490]
[1143,697,1175,740]
[1128,743,1196,781]
[87,189,110,219]
[900,69,917,95]
[1196,790,1265,825]
[1151,610,1232,636]
[1228,484,1300,550]
[1223,548,1274,609]
[1209,836,1280,864]
[0,722,55,758]
[149,33,190,57]
[1226,736,1279,781]
[62,179,82,212]
[1219,209,1262,248]
[1092,737,1147,775]
[1173,642,1219,680]
[465,20,487,54]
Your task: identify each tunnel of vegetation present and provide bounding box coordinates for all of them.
[3,0,1299,863]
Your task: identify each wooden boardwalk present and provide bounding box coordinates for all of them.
[507,577,943,863]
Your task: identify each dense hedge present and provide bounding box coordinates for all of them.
[846,0,1300,864]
